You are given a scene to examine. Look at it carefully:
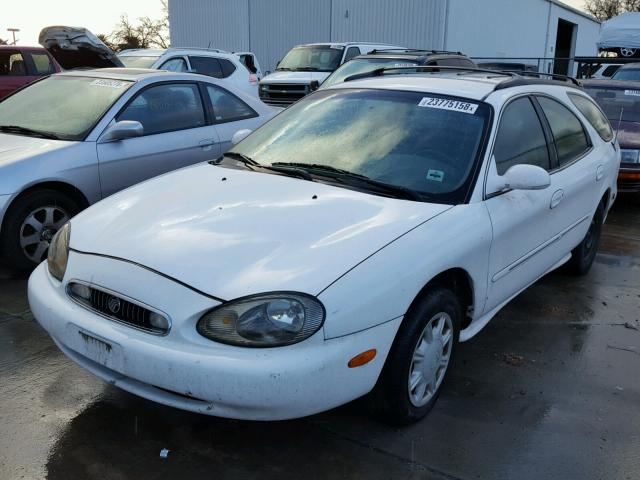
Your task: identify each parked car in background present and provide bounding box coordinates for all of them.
[590,63,622,79]
[0,46,61,99]
[477,62,538,73]
[235,51,263,80]
[597,12,640,58]
[583,79,640,193]
[118,48,261,96]
[259,42,402,106]
[611,62,640,81]
[38,26,124,69]
[29,69,618,425]
[0,68,276,269]
[320,49,476,89]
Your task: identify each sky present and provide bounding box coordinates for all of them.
[2,0,589,47]
[1,0,164,46]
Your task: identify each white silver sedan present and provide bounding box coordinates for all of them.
[0,68,276,269]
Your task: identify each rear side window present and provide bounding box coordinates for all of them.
[0,52,26,76]
[189,56,223,78]
[206,85,257,123]
[343,47,361,62]
[160,57,188,72]
[493,97,551,175]
[30,53,54,75]
[537,96,591,166]
[568,93,614,142]
[219,59,236,77]
[118,83,206,136]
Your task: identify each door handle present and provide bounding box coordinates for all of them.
[596,165,604,181]
[550,189,564,209]
[199,139,216,151]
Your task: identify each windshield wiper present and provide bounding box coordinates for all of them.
[271,162,423,201]
[214,153,313,181]
[295,67,322,71]
[0,125,60,140]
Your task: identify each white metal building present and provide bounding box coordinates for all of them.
[168,0,601,73]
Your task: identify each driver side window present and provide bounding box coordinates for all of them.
[493,97,551,175]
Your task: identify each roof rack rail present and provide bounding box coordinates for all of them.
[369,48,465,56]
[498,70,582,86]
[169,46,229,54]
[343,65,516,83]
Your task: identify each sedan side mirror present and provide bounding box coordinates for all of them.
[502,164,551,191]
[231,129,252,145]
[101,121,143,142]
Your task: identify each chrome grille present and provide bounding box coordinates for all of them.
[67,282,169,335]
[259,83,310,106]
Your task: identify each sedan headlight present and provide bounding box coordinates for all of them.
[621,149,640,164]
[197,293,325,347]
[47,222,70,281]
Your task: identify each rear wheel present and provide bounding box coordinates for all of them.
[369,287,461,425]
[1,190,80,270]
[618,47,639,58]
[566,202,604,276]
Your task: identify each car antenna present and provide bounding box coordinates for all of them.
[614,107,624,144]
[207,41,212,50]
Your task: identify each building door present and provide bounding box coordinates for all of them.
[554,19,577,76]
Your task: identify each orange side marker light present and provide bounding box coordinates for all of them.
[348,349,377,368]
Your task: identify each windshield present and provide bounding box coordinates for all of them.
[321,58,420,88]
[119,55,160,69]
[0,75,133,140]
[230,89,490,204]
[277,46,344,72]
[584,86,640,124]
[612,68,640,81]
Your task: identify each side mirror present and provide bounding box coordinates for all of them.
[501,164,551,191]
[101,121,143,142]
[309,80,320,91]
[231,129,252,145]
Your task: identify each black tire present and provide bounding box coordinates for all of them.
[566,201,604,276]
[1,189,80,271]
[369,287,461,425]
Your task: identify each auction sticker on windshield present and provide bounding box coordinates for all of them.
[90,79,128,89]
[418,97,479,114]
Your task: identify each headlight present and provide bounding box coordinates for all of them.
[621,149,640,164]
[47,222,70,281]
[197,293,325,347]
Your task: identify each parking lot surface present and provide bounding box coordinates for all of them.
[1,198,638,480]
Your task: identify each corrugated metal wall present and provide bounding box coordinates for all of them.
[330,0,446,50]
[249,0,331,72]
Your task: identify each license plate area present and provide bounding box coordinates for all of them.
[63,324,125,373]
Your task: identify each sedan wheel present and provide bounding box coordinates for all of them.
[408,312,454,407]
[19,206,70,264]
[620,47,637,57]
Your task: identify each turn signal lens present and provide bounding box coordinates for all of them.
[348,349,377,368]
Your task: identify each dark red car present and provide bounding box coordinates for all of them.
[583,79,640,193]
[0,46,61,99]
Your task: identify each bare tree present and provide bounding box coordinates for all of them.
[105,0,170,51]
[584,0,640,20]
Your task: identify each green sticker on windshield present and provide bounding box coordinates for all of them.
[427,170,444,182]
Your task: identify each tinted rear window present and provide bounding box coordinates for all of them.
[568,93,613,141]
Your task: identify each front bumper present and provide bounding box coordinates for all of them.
[28,254,400,420]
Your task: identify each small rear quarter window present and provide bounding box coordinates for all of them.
[568,93,614,142]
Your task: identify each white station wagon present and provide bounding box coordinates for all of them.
[29,68,620,424]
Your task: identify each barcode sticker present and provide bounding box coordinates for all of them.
[90,79,127,88]
[418,97,479,114]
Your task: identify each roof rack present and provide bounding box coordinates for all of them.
[342,65,582,90]
[168,47,229,54]
[369,48,465,56]
[343,65,516,83]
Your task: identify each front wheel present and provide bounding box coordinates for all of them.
[618,47,639,58]
[369,287,461,425]
[1,190,80,270]
[566,202,604,276]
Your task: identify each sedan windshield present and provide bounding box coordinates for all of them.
[119,55,159,68]
[277,46,344,72]
[230,89,490,204]
[321,58,420,88]
[584,85,640,124]
[0,75,132,140]
[612,68,640,81]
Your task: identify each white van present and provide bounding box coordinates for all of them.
[259,42,402,106]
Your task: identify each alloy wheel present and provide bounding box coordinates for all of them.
[408,312,454,407]
[620,48,637,57]
[19,206,69,263]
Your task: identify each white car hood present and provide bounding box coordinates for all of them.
[70,164,450,300]
[261,70,330,84]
